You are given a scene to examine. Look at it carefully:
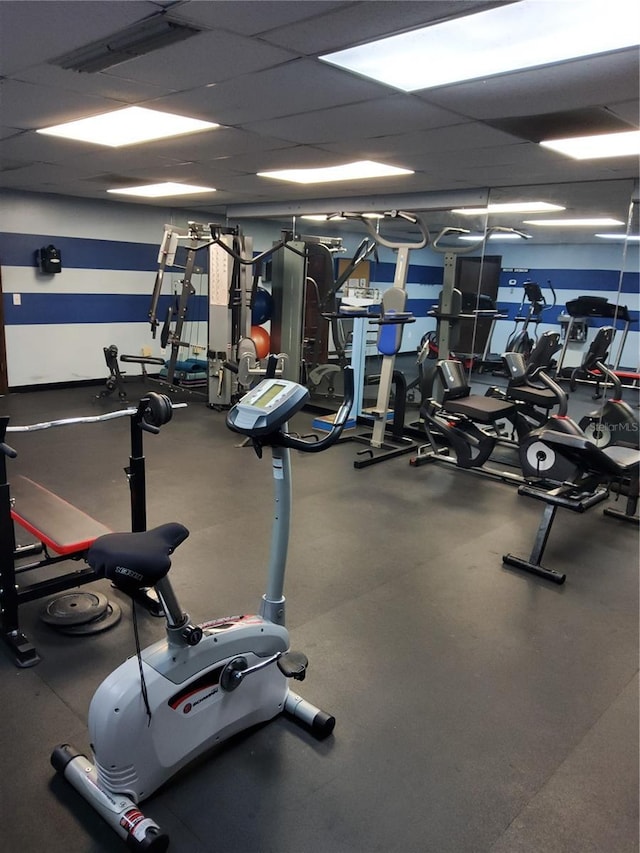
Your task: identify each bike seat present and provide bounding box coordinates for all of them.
[87,523,189,588]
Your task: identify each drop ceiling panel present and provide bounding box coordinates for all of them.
[317,122,522,160]
[213,145,368,175]
[74,127,297,164]
[417,49,640,120]
[166,1,352,37]
[172,171,421,203]
[146,59,389,126]
[0,79,122,129]
[12,63,177,103]
[0,1,157,75]
[102,29,297,89]
[452,158,636,188]
[0,162,106,189]
[240,95,464,145]
[607,100,640,126]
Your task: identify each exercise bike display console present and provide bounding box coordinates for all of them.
[227,377,309,435]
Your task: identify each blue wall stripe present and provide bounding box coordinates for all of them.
[2,293,209,325]
[0,232,209,272]
[498,268,639,293]
[5,289,636,327]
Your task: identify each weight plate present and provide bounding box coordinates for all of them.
[40,591,109,627]
[145,392,173,427]
[55,601,122,636]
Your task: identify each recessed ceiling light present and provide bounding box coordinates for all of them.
[107,182,216,198]
[452,202,565,215]
[540,130,640,159]
[257,161,413,184]
[320,0,639,91]
[523,218,625,227]
[37,107,219,148]
[596,233,640,241]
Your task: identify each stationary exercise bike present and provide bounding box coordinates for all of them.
[414,335,580,484]
[569,326,639,449]
[51,368,354,852]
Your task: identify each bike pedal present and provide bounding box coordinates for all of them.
[277,650,308,681]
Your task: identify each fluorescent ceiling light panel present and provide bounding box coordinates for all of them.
[596,233,640,241]
[257,161,413,184]
[107,183,216,198]
[320,0,639,91]
[301,212,384,221]
[459,232,529,241]
[523,218,625,227]
[540,130,640,159]
[452,202,565,215]
[37,107,218,147]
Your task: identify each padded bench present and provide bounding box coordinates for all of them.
[11,475,111,555]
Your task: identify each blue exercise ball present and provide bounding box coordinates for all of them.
[251,288,274,326]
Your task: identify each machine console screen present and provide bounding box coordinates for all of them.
[253,382,286,409]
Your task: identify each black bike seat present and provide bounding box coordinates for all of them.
[88,522,189,587]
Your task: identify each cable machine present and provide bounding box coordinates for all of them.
[148,222,293,407]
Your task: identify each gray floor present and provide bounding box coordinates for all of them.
[0,376,638,853]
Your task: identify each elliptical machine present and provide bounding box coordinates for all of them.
[569,326,639,449]
[51,368,354,852]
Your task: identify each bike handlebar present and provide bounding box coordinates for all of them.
[280,367,354,453]
[331,210,430,250]
[432,225,529,255]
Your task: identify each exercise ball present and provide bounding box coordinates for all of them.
[251,288,274,326]
[250,325,271,359]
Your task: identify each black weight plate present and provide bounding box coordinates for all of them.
[40,591,109,626]
[55,601,122,636]
[143,392,173,427]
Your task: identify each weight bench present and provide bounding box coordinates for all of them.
[503,431,640,584]
[2,476,113,666]
[1,397,179,667]
[11,476,112,555]
[99,344,165,400]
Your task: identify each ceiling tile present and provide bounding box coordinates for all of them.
[417,49,640,120]
[0,79,122,129]
[146,59,389,126]
[240,95,464,144]
[11,63,176,103]
[166,1,351,37]
[103,29,297,89]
